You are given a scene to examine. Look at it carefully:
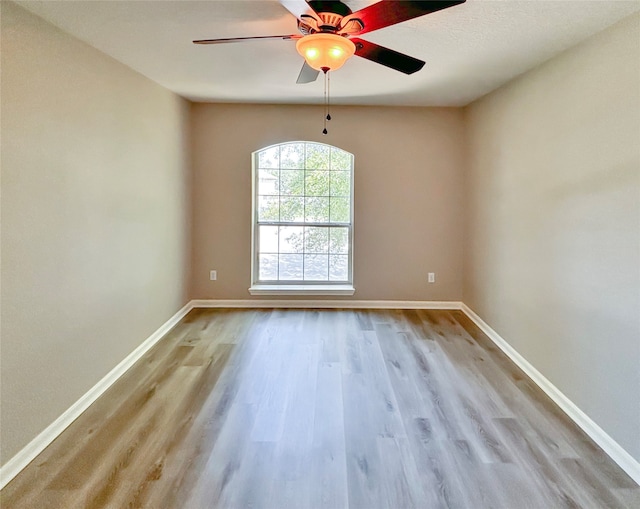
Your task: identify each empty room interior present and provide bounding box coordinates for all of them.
[1,0,639,507]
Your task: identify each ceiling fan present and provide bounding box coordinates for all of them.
[193,0,466,84]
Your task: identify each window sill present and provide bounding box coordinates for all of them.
[248,284,355,296]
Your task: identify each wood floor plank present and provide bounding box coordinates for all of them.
[486,462,558,509]
[492,416,584,507]
[614,487,640,507]
[375,436,428,509]
[2,308,636,509]
[343,433,387,509]
[309,361,349,509]
[558,458,632,509]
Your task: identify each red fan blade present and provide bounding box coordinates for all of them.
[352,37,425,74]
[344,1,465,35]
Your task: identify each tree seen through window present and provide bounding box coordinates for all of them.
[253,142,353,283]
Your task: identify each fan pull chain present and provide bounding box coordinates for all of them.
[322,67,329,135]
[327,71,332,122]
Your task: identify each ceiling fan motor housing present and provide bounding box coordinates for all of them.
[298,0,360,35]
[299,12,347,35]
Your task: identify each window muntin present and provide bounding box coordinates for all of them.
[252,142,353,285]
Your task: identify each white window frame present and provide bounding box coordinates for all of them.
[249,141,355,296]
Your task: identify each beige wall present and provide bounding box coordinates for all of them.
[464,13,640,461]
[1,2,191,464]
[190,103,465,301]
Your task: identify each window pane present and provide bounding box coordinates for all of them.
[255,143,353,285]
[279,254,303,280]
[305,197,330,223]
[305,144,330,169]
[279,226,304,253]
[280,197,304,222]
[259,254,278,280]
[280,170,304,196]
[330,171,350,196]
[280,143,305,169]
[330,197,350,223]
[329,227,349,254]
[305,170,330,196]
[257,169,279,196]
[329,254,348,281]
[259,226,278,253]
[258,146,279,169]
[305,227,329,253]
[258,196,279,222]
[331,149,351,171]
[304,254,328,280]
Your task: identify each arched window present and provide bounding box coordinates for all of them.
[250,141,354,294]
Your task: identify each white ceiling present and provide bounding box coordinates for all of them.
[16,0,640,106]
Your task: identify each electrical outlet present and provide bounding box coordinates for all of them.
[428,272,435,283]
[210,270,217,281]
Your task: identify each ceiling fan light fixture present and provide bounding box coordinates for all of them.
[296,33,355,72]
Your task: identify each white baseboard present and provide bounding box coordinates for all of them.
[0,301,194,490]
[3,299,637,489]
[460,303,640,486]
[191,299,462,310]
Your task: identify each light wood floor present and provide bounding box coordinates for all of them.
[2,308,638,508]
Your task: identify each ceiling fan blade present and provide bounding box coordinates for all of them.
[296,61,320,84]
[279,0,319,20]
[344,0,465,35]
[351,38,425,74]
[193,35,299,44]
